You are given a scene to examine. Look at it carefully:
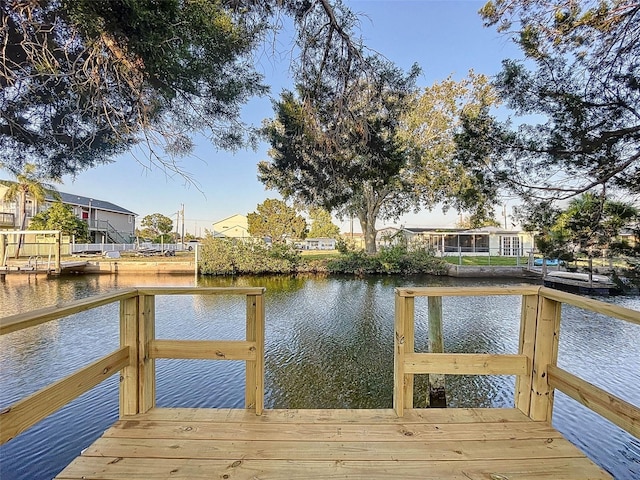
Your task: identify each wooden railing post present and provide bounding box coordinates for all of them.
[394,290,413,416]
[120,296,139,416]
[138,294,155,413]
[427,296,446,408]
[515,294,539,416]
[246,291,265,415]
[529,295,561,422]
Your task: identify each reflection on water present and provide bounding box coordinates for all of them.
[0,273,638,479]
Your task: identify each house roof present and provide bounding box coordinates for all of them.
[213,213,247,225]
[402,226,525,235]
[48,191,137,216]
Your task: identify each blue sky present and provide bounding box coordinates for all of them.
[17,1,526,236]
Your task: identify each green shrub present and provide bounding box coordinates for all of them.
[198,238,447,276]
[199,239,299,275]
[326,244,447,275]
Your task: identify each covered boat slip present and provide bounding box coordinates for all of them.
[1,286,638,479]
[56,408,608,479]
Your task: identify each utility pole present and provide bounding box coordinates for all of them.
[175,210,180,244]
[181,204,185,243]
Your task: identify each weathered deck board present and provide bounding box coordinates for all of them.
[55,408,611,480]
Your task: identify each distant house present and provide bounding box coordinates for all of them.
[341,232,366,250]
[212,214,252,240]
[301,237,336,250]
[0,184,136,243]
[380,226,535,257]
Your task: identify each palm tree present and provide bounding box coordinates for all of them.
[1,164,60,258]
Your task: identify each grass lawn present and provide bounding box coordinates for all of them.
[442,256,530,266]
[299,250,341,261]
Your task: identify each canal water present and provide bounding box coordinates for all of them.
[1,273,639,479]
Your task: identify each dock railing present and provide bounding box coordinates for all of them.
[394,285,640,439]
[1,285,638,448]
[0,287,265,445]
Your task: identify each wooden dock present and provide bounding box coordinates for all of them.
[2,286,638,479]
[55,407,610,479]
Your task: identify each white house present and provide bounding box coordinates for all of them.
[378,226,535,257]
[301,237,336,250]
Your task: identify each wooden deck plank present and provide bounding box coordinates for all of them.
[125,407,534,424]
[105,419,563,442]
[81,437,590,461]
[54,408,612,480]
[56,457,611,480]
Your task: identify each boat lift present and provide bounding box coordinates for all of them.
[0,230,63,276]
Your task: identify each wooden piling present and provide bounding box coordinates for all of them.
[427,296,447,408]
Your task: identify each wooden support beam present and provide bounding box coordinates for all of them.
[138,294,155,413]
[405,353,529,376]
[403,296,415,410]
[427,296,446,408]
[515,294,539,416]
[394,293,413,416]
[245,293,265,415]
[149,340,258,360]
[529,296,561,422]
[120,297,139,417]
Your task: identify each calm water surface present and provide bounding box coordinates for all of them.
[0,273,639,479]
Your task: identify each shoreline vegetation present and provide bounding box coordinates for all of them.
[199,241,451,276]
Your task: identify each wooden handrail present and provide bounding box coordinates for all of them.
[137,286,266,296]
[547,365,640,438]
[0,347,130,444]
[0,287,267,445]
[393,286,640,441]
[539,286,640,326]
[396,285,541,297]
[0,289,139,335]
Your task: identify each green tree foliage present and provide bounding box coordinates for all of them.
[466,1,640,206]
[307,208,340,238]
[516,193,639,265]
[548,193,638,260]
[139,213,173,243]
[29,202,89,242]
[247,199,307,243]
[1,0,381,179]
[399,71,501,224]
[1,0,267,177]
[260,60,421,254]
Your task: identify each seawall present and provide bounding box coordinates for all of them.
[446,265,542,279]
[83,261,196,275]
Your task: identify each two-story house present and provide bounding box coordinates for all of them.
[0,184,136,243]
